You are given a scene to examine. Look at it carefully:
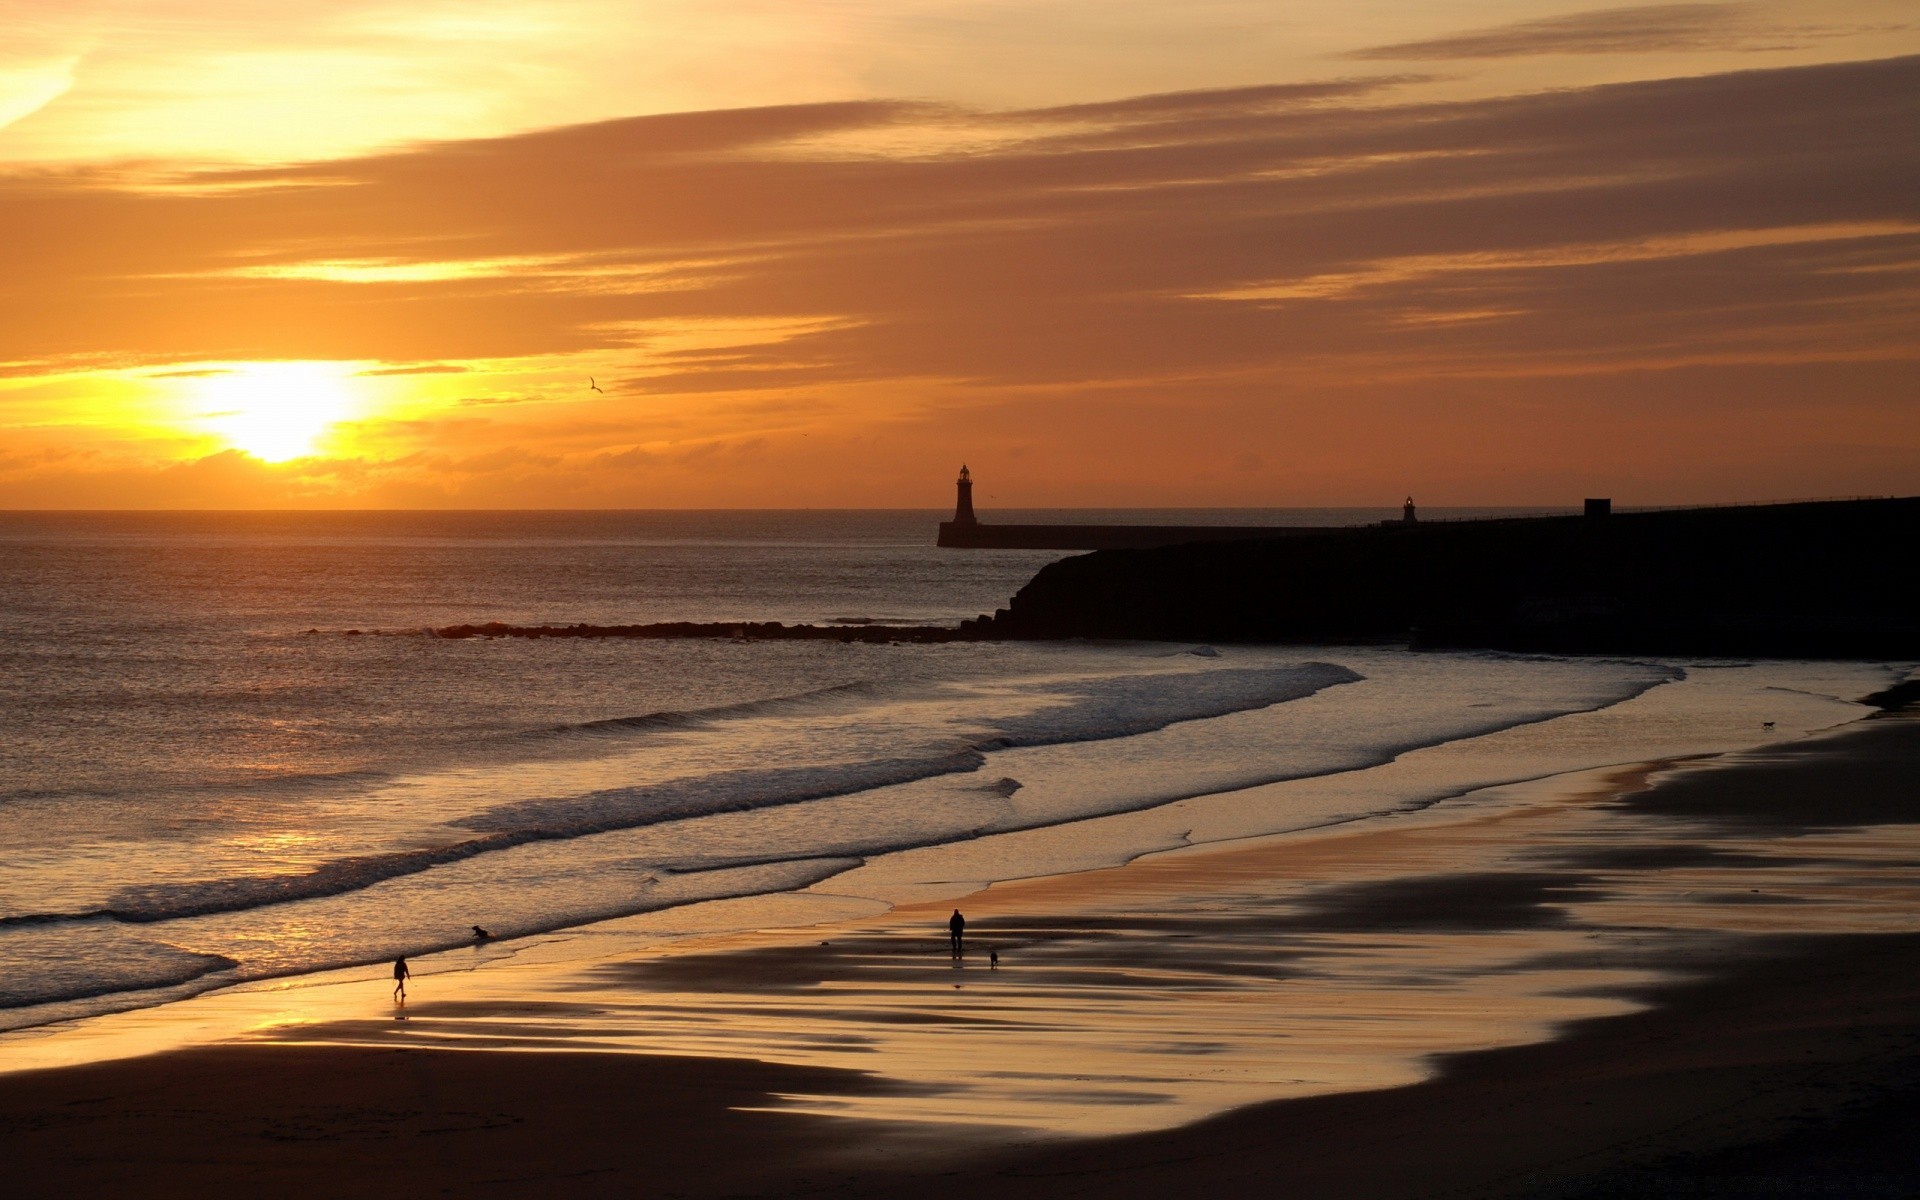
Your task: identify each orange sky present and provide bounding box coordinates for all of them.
[2,1,1917,508]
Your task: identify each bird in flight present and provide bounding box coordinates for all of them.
[589,377,604,393]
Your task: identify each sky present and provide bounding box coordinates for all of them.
[2,1,1916,508]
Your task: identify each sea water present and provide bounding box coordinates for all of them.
[0,509,1903,1033]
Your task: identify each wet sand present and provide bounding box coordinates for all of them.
[4,713,1919,1197]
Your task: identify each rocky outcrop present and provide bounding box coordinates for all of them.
[433,621,968,643]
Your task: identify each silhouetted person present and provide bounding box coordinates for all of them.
[949,909,966,957]
[472,925,493,941]
[392,956,410,1004]
[989,949,999,969]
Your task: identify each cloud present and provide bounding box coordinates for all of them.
[2,53,1917,504]
[1346,3,1881,61]
[0,52,79,131]
[357,363,468,375]
[1012,77,1421,123]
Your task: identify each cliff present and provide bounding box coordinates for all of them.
[966,497,1920,656]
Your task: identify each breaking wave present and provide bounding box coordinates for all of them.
[25,664,1355,930]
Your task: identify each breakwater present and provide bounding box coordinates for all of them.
[432,620,966,643]
[933,465,1358,549]
[962,497,1920,656]
[936,520,1334,550]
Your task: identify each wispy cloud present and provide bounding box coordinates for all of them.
[1346,3,1891,61]
[357,364,469,376]
[2,53,1917,504]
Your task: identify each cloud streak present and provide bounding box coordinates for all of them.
[1345,3,1885,61]
[2,53,1917,505]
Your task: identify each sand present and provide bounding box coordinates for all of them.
[4,713,1919,1197]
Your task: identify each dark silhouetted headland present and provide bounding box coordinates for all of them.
[962,496,1920,656]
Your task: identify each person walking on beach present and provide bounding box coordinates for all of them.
[392,955,410,1005]
[949,909,966,958]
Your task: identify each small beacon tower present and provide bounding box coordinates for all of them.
[953,465,978,526]
[1403,495,1418,525]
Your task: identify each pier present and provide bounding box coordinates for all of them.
[935,466,1352,549]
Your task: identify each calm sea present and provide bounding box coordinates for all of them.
[0,508,1893,1033]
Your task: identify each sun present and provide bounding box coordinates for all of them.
[196,362,359,461]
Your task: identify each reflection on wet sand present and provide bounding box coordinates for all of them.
[243,717,1920,1136]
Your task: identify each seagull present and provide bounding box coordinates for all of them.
[588,377,604,393]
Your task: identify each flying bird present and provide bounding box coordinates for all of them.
[588,377,604,393]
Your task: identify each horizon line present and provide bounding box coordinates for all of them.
[0,496,1906,516]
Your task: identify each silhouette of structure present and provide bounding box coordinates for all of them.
[1380,496,1417,527]
[962,495,1920,656]
[936,467,1333,549]
[953,465,977,527]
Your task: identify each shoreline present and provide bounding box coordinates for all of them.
[9,647,1844,1044]
[5,705,1919,1194]
[0,654,1879,1061]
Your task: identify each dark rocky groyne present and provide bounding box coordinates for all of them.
[962,496,1920,656]
[433,620,968,643]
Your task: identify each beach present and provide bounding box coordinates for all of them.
[5,693,1917,1196]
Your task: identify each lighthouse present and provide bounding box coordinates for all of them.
[953,465,978,526]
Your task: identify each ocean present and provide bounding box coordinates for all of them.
[0,509,1904,1035]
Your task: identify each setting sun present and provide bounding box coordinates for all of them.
[195,363,359,462]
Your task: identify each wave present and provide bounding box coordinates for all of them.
[46,751,988,924]
[0,764,401,812]
[523,680,892,742]
[42,664,1352,929]
[985,663,1361,749]
[472,666,1688,902]
[0,681,905,812]
[100,832,526,923]
[0,857,864,1031]
[0,926,238,1008]
[457,748,992,838]
[462,663,1356,838]
[0,657,1697,1024]
[9,660,1680,948]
